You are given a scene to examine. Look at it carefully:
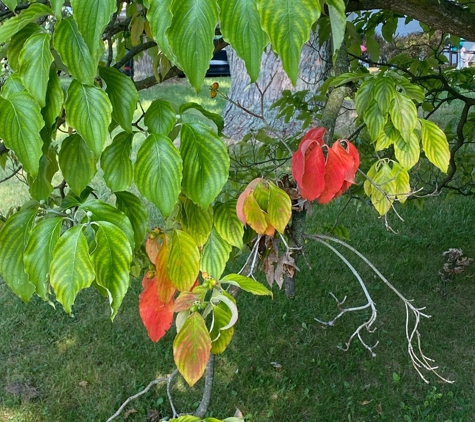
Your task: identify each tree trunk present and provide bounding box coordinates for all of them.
[223,32,331,140]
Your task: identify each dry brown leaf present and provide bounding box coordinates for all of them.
[146,409,161,422]
[79,380,88,387]
[359,399,372,405]
[124,408,137,419]
[376,403,383,415]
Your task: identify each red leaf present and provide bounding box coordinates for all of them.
[332,140,360,198]
[139,276,174,342]
[292,138,326,200]
[155,235,177,304]
[317,147,346,204]
[301,127,325,145]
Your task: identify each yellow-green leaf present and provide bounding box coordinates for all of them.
[144,99,177,135]
[134,134,182,218]
[213,201,244,249]
[168,229,200,292]
[92,221,133,319]
[394,131,420,170]
[180,197,213,247]
[50,225,95,314]
[267,182,291,233]
[24,217,63,301]
[0,208,37,302]
[220,273,272,296]
[173,312,211,386]
[201,228,232,279]
[101,132,134,192]
[7,23,42,72]
[420,119,450,173]
[65,80,112,157]
[0,91,44,177]
[144,0,175,61]
[389,91,417,142]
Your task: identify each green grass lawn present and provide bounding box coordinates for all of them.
[1,194,475,422]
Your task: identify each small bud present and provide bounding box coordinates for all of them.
[86,211,93,218]
[39,200,45,206]
[65,209,72,215]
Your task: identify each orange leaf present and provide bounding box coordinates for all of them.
[173,291,200,312]
[173,312,211,386]
[155,235,177,304]
[236,178,263,225]
[145,230,161,263]
[139,276,174,342]
[317,147,346,204]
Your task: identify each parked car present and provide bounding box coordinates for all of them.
[206,49,230,77]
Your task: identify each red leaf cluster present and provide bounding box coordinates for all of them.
[291,128,360,203]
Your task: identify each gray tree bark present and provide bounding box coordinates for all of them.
[222,32,332,140]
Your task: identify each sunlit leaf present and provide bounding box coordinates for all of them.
[201,228,232,279]
[326,0,346,54]
[389,91,417,142]
[420,119,450,173]
[213,201,244,249]
[209,302,234,354]
[145,99,177,135]
[220,273,272,296]
[394,131,420,170]
[155,235,177,304]
[267,182,291,233]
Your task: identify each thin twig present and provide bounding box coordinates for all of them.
[0,166,22,183]
[106,376,169,422]
[167,369,180,418]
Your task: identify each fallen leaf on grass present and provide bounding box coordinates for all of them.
[5,382,39,401]
[79,381,88,387]
[376,403,383,415]
[359,399,372,405]
[146,409,161,422]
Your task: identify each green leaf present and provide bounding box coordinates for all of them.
[50,0,64,20]
[42,69,64,134]
[363,101,385,141]
[218,0,267,82]
[374,77,396,115]
[144,0,175,61]
[213,201,244,249]
[201,228,232,279]
[389,91,417,142]
[355,79,375,116]
[2,0,17,12]
[0,208,37,302]
[50,225,95,314]
[18,32,53,107]
[257,0,321,84]
[70,0,116,63]
[220,273,272,296]
[7,23,42,72]
[0,91,44,177]
[101,132,134,192]
[167,0,219,90]
[326,0,346,54]
[375,121,399,151]
[394,132,420,170]
[144,99,177,135]
[115,191,149,252]
[0,3,51,44]
[179,102,224,135]
[243,193,268,234]
[267,182,291,233]
[180,197,213,247]
[173,312,211,386]
[209,302,234,355]
[180,122,230,209]
[92,221,132,319]
[366,161,397,216]
[168,229,200,291]
[65,79,112,157]
[420,119,450,173]
[59,134,97,195]
[79,199,135,250]
[366,35,381,63]
[99,66,138,133]
[28,153,57,201]
[24,217,63,301]
[1,74,25,97]
[134,134,182,218]
[53,16,96,85]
